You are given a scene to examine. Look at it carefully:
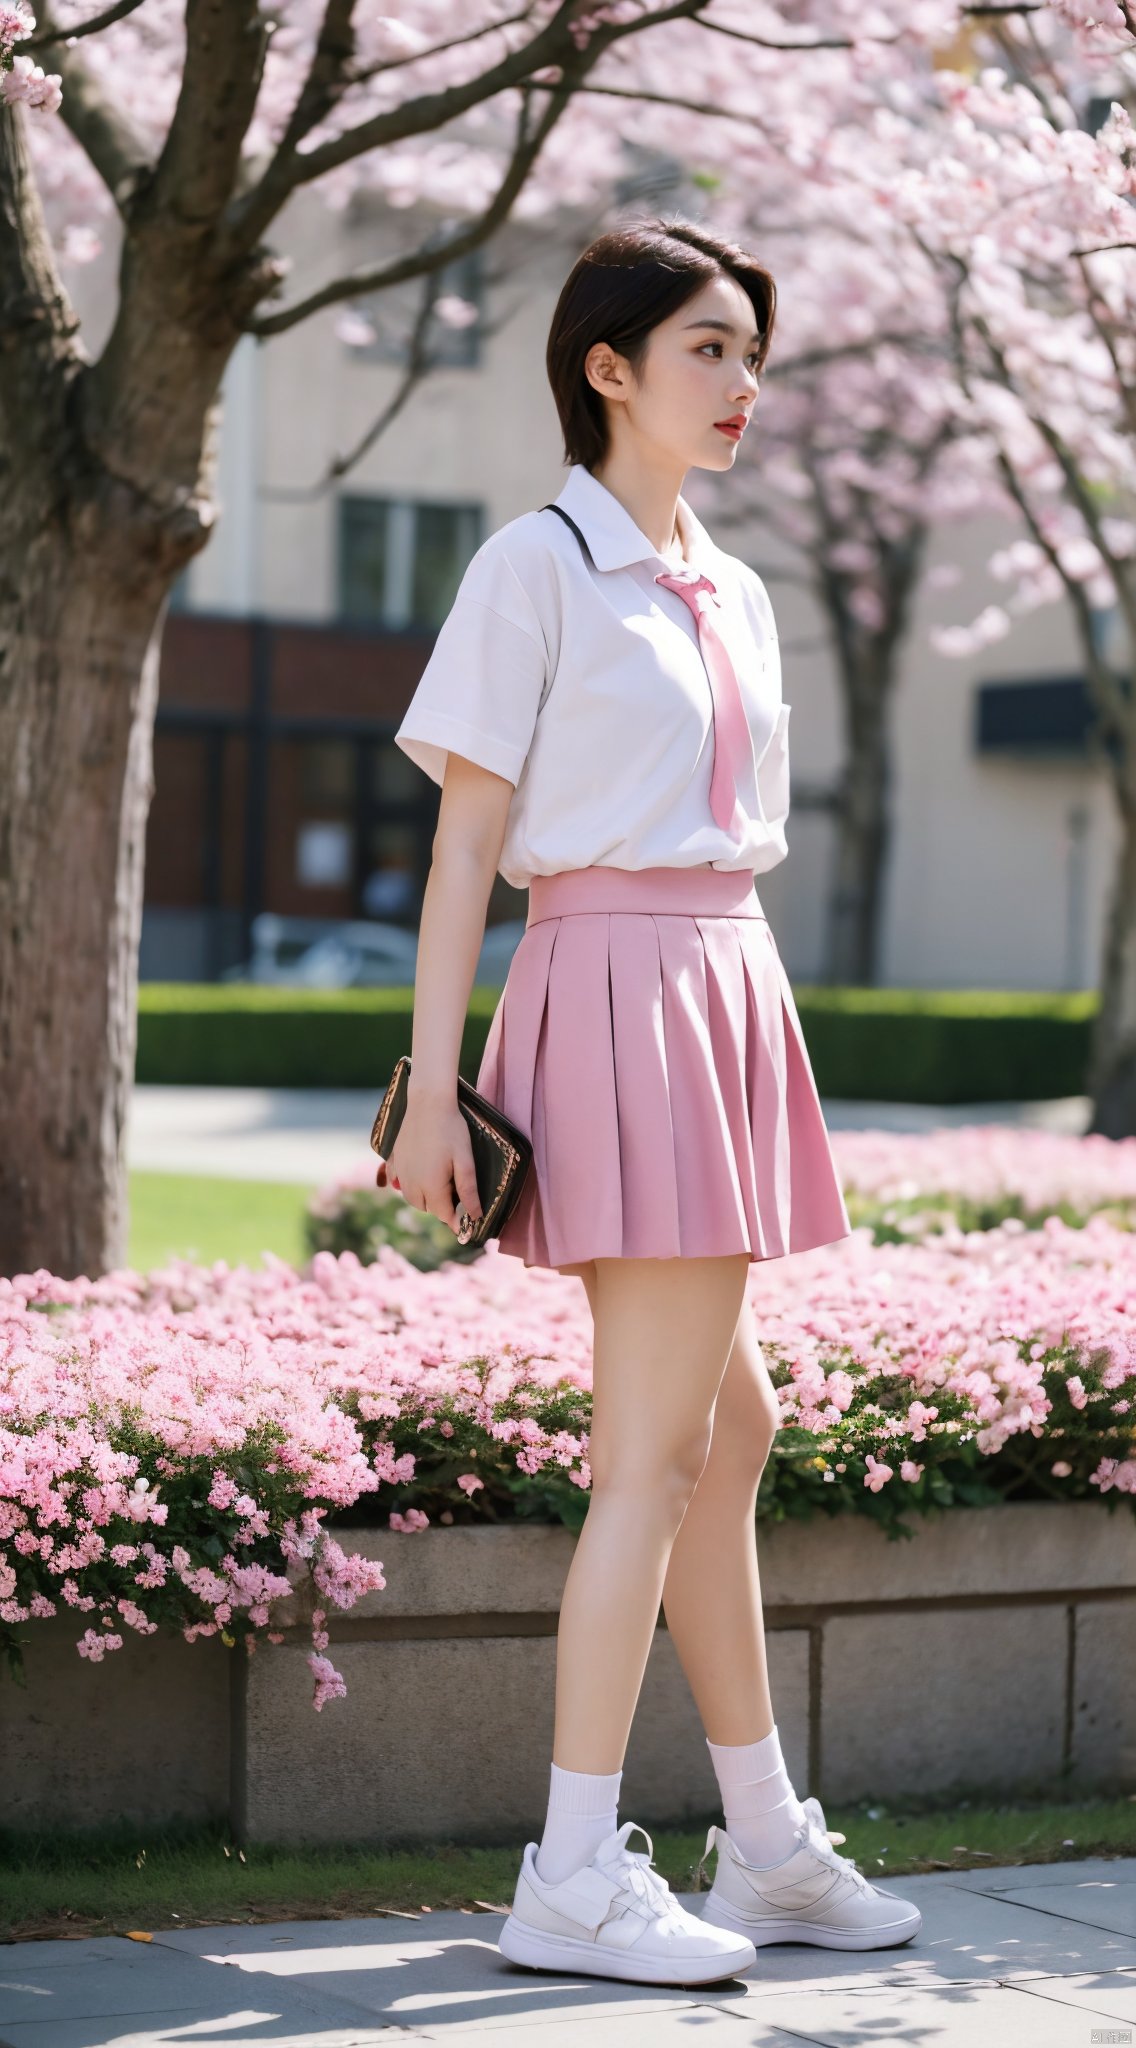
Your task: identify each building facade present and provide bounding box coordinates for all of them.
[102,178,1114,992]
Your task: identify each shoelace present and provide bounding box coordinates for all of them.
[600,1828,677,1920]
[697,1801,873,1895]
[799,1812,871,1894]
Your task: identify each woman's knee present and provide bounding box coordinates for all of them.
[712,1326,782,1478]
[589,1423,715,1523]
[586,1253,749,1512]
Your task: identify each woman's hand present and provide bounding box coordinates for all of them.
[377,1097,483,1236]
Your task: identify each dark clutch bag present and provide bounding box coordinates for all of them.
[370,1054,534,1248]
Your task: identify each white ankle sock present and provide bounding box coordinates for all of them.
[534,1761,623,1885]
[706,1723,808,1868]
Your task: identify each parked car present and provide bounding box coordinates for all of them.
[223,912,526,987]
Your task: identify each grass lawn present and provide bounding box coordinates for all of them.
[127,1171,316,1272]
[2,1798,1133,1944]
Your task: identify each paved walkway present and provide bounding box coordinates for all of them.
[127,1085,1094,1187]
[1,1855,1133,2044]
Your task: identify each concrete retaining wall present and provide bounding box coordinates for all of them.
[3,1502,1133,1844]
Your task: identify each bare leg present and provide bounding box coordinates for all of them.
[560,1263,781,1748]
[548,1252,751,1772]
[659,1288,781,1744]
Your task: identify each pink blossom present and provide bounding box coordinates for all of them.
[389,1508,429,1532]
[0,4,31,48]
[307,1651,347,1712]
[77,1627,123,1661]
[1090,1457,1136,1495]
[1,51,61,113]
[823,1370,856,1412]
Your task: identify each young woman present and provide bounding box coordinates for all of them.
[384,217,921,1987]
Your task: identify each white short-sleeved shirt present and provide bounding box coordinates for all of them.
[394,462,790,891]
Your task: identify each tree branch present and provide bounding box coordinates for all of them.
[261,269,480,500]
[699,18,897,50]
[150,0,268,231]
[0,103,82,463]
[936,247,1132,739]
[763,329,941,379]
[345,6,540,91]
[244,59,584,338]
[79,0,279,497]
[523,74,822,125]
[1074,249,1136,444]
[225,0,713,250]
[970,303,1136,652]
[18,0,146,51]
[992,433,1130,745]
[29,5,152,214]
[255,0,360,176]
[260,212,599,498]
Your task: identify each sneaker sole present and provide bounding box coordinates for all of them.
[700,1895,922,1950]
[498,1912,757,1984]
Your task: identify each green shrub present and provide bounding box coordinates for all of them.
[137,983,1096,1102]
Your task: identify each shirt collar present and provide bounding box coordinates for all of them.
[552,463,718,575]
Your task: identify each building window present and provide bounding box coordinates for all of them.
[339,495,482,631]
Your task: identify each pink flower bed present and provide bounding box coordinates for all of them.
[831,1126,1136,1229]
[0,1246,595,1709]
[305,1126,1136,1266]
[4,1127,1136,1710]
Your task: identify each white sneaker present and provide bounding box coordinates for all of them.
[498,1819,758,1985]
[696,1795,922,1950]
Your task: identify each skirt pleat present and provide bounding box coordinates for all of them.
[697,914,772,1256]
[543,913,625,1260]
[655,913,750,1258]
[475,867,852,1270]
[609,915,682,1257]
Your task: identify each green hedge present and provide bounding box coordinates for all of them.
[136,984,1097,1103]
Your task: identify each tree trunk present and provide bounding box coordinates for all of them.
[0,550,168,1278]
[1085,772,1136,1138]
[0,92,240,1281]
[825,640,893,986]
[813,525,925,988]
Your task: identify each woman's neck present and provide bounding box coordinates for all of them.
[588,458,688,562]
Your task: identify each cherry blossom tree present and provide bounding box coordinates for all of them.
[892,3,1136,1131]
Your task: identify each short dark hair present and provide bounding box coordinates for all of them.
[545,214,777,472]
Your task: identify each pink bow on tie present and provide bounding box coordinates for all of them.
[655,568,751,841]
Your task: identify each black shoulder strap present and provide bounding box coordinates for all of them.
[540,501,595,569]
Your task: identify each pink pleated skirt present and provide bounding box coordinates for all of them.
[475,863,853,1270]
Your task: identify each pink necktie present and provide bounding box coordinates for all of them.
[654,568,751,841]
